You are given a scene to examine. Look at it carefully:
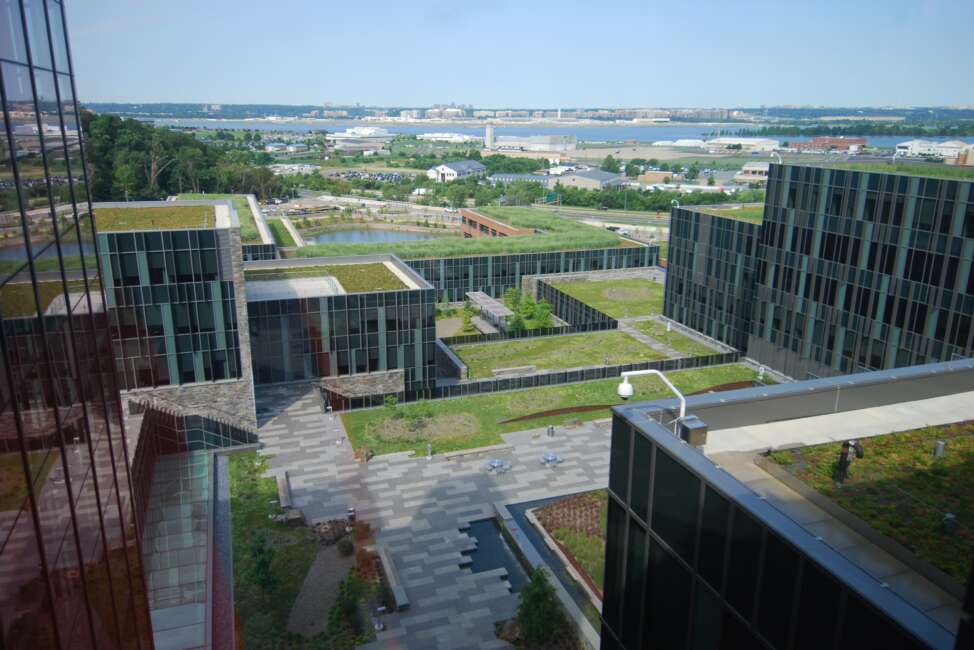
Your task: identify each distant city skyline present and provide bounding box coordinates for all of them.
[67,0,974,107]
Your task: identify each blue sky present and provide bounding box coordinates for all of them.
[66,0,974,107]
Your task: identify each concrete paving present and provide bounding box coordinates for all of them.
[255,384,609,649]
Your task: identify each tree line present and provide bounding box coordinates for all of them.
[81,112,288,201]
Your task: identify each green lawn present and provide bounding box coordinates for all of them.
[549,278,663,318]
[267,219,295,247]
[631,320,719,357]
[0,450,58,511]
[245,263,405,292]
[229,452,320,648]
[769,421,974,586]
[0,279,93,317]
[829,162,974,181]
[95,205,214,231]
[342,363,760,456]
[454,331,663,378]
[177,193,262,242]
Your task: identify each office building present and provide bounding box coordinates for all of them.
[426,159,487,183]
[244,256,437,405]
[555,169,624,190]
[663,164,974,379]
[94,200,256,429]
[0,2,153,647]
[602,360,972,650]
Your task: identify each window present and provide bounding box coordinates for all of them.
[651,448,700,562]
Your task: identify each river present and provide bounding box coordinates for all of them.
[150,118,974,148]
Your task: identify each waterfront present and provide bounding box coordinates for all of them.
[150,118,974,148]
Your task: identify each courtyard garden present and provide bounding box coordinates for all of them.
[631,319,719,357]
[342,363,760,457]
[549,278,663,318]
[230,452,393,648]
[768,420,974,586]
[453,331,664,378]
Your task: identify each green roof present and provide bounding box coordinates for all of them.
[695,204,765,224]
[95,205,214,232]
[818,162,974,182]
[177,193,262,242]
[0,279,95,317]
[294,206,629,260]
[244,263,406,292]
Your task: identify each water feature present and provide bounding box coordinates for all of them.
[462,519,529,592]
[507,497,599,619]
[307,227,445,245]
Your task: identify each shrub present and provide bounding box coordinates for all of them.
[518,567,564,646]
[337,538,354,556]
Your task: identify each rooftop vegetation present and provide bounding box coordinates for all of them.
[549,278,664,318]
[769,420,974,587]
[0,279,95,317]
[695,204,766,224]
[177,193,262,242]
[294,207,627,259]
[244,263,406,292]
[825,162,974,182]
[342,363,760,457]
[453,331,664,379]
[95,205,214,231]
[267,219,296,247]
[0,450,58,511]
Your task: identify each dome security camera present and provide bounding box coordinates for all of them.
[617,378,634,400]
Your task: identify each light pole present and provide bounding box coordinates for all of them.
[770,151,783,165]
[670,198,679,209]
[617,369,686,434]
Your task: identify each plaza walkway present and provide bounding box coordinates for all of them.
[255,384,610,648]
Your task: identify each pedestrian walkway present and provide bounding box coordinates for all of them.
[255,383,609,649]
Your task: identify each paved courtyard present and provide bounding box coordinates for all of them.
[255,384,610,649]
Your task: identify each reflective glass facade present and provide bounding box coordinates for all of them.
[748,165,974,378]
[663,207,761,351]
[248,287,437,389]
[0,1,153,647]
[98,226,242,390]
[603,409,935,650]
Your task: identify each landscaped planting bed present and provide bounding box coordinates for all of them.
[631,320,718,357]
[95,205,214,231]
[453,331,663,378]
[342,364,760,457]
[549,278,663,318]
[267,219,296,247]
[769,420,974,586]
[535,490,608,593]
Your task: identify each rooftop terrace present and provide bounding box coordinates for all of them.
[693,204,765,224]
[293,206,630,259]
[95,204,216,232]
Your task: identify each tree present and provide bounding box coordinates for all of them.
[503,287,522,310]
[600,155,621,173]
[517,567,564,646]
[246,536,276,592]
[624,161,641,178]
[533,299,553,328]
[707,174,716,186]
[507,312,525,333]
[685,163,700,181]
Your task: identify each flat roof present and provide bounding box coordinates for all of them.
[688,203,765,224]
[615,359,974,649]
[807,162,974,182]
[465,291,514,318]
[244,254,431,300]
[93,200,236,232]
